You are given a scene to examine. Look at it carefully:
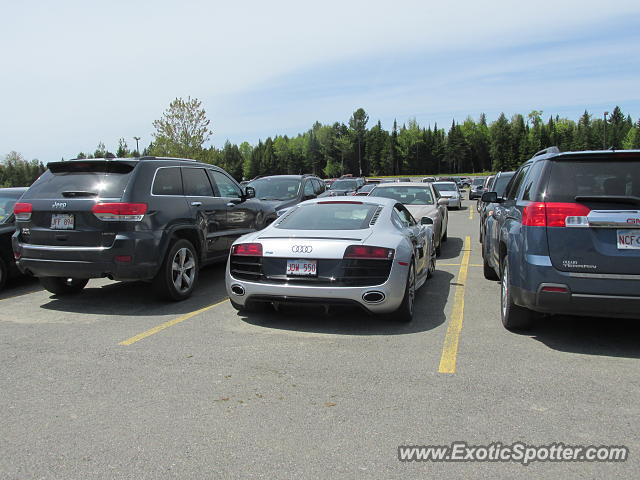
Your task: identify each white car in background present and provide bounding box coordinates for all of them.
[432,181,463,209]
[225,197,436,322]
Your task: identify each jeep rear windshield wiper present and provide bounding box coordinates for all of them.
[61,191,99,198]
[575,195,640,207]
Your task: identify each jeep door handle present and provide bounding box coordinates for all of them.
[191,202,202,207]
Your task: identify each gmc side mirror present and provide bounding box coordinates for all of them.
[481,191,499,203]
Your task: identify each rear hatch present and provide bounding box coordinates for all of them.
[18,160,137,248]
[544,152,640,274]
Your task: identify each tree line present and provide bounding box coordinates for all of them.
[5,99,640,187]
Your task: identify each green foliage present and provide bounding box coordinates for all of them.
[1,151,46,187]
[150,96,212,159]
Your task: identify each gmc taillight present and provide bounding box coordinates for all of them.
[91,202,147,221]
[522,202,591,227]
[13,202,32,221]
[231,243,263,256]
[344,245,394,259]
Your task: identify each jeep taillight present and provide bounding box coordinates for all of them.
[522,202,591,227]
[91,202,147,221]
[13,202,32,221]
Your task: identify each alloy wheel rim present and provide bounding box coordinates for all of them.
[408,266,416,314]
[172,247,196,293]
[501,263,508,317]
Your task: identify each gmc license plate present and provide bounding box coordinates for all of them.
[286,259,317,276]
[617,230,640,249]
[50,213,75,230]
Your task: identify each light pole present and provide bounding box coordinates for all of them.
[603,112,608,149]
[358,135,362,176]
[133,136,141,156]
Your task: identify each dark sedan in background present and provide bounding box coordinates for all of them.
[1,187,28,290]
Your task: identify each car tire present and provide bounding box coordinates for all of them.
[39,277,89,295]
[500,256,535,330]
[395,261,416,323]
[442,229,448,242]
[154,238,199,301]
[435,241,441,257]
[0,257,7,291]
[483,258,499,281]
[427,244,436,279]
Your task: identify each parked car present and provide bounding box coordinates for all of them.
[481,147,640,330]
[422,177,436,183]
[0,187,28,290]
[398,177,412,182]
[248,174,325,217]
[226,197,436,322]
[324,178,336,187]
[468,177,487,200]
[354,184,377,196]
[12,157,276,300]
[319,177,366,196]
[478,171,514,243]
[368,182,448,255]
[432,181,462,209]
[476,175,495,212]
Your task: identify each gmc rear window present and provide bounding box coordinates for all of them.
[26,161,135,199]
[546,159,640,203]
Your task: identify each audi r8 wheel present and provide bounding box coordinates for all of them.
[395,262,416,323]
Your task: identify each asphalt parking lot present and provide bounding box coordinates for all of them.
[1,204,638,479]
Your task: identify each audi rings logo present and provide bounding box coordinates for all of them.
[291,245,313,253]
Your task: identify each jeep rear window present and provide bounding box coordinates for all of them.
[545,158,640,203]
[276,203,379,230]
[26,161,134,199]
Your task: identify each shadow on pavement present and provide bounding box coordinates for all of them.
[38,263,228,317]
[528,315,640,359]
[438,237,464,260]
[0,275,42,300]
[237,270,454,336]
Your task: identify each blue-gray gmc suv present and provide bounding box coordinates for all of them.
[481,147,640,330]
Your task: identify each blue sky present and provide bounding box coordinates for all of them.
[1,0,639,160]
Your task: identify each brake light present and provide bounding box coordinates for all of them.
[231,243,263,256]
[91,202,147,221]
[522,202,591,227]
[13,202,32,221]
[344,245,394,259]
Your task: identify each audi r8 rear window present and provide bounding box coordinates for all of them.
[25,161,135,199]
[276,202,379,230]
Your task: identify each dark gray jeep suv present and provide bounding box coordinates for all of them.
[12,157,276,300]
[482,147,640,330]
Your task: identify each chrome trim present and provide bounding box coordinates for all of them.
[20,244,108,252]
[568,272,640,280]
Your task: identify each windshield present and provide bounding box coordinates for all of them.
[248,177,301,200]
[434,182,457,192]
[276,202,378,230]
[472,178,485,186]
[493,173,515,196]
[0,194,22,223]
[370,186,434,205]
[330,180,358,190]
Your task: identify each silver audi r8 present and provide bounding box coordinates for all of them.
[225,197,436,322]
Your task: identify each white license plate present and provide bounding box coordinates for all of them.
[286,259,317,276]
[617,230,640,249]
[50,213,74,230]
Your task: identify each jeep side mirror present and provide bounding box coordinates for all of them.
[244,186,256,199]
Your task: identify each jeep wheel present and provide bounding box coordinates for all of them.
[154,239,199,301]
[40,277,89,295]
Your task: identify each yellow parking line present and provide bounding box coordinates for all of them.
[119,298,229,346]
[440,263,482,267]
[469,207,474,220]
[438,236,471,374]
